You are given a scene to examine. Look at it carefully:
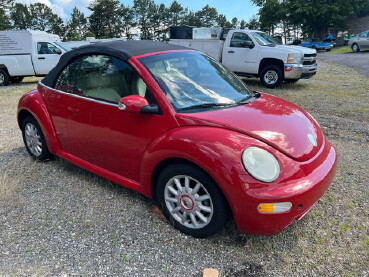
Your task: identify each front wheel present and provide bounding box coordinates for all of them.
[351,43,360,52]
[260,65,283,89]
[156,163,229,238]
[0,69,9,86]
[21,116,52,161]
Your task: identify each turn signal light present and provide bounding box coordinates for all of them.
[258,202,292,213]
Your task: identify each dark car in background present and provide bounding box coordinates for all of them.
[323,38,336,48]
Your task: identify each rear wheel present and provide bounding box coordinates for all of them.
[0,69,9,86]
[10,76,24,83]
[156,163,229,238]
[352,43,360,52]
[21,116,52,161]
[260,65,283,89]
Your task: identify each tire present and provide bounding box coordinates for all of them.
[351,43,360,53]
[156,163,229,238]
[21,116,52,161]
[260,65,283,89]
[285,79,299,83]
[0,69,9,86]
[10,76,24,83]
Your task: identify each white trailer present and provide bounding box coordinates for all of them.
[0,30,70,86]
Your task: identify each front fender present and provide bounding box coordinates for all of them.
[139,126,273,212]
[17,89,60,154]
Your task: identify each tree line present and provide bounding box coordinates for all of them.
[0,0,258,41]
[1,0,367,42]
[255,0,369,40]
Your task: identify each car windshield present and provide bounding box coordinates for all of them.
[54,41,71,51]
[139,51,252,112]
[250,32,277,46]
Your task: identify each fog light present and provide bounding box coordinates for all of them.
[258,202,292,213]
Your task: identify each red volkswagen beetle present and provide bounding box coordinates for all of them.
[18,41,337,238]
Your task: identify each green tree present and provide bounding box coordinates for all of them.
[0,0,14,30]
[133,0,155,40]
[89,0,121,38]
[66,7,87,41]
[240,19,246,29]
[11,3,32,30]
[195,5,218,27]
[231,17,239,28]
[258,0,284,34]
[246,16,260,30]
[181,10,201,26]
[118,4,136,40]
[168,0,184,26]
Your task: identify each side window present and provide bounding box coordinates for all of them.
[74,55,151,103]
[38,42,56,54]
[54,60,79,93]
[359,32,367,38]
[230,32,252,48]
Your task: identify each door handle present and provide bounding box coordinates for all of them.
[38,57,45,60]
[228,50,235,53]
[67,106,80,113]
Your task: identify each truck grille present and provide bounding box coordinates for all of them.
[302,53,317,66]
[303,60,316,65]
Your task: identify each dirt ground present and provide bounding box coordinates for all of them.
[0,62,368,276]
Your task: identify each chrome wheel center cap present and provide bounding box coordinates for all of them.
[180,195,194,210]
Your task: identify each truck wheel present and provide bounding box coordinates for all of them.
[260,65,283,89]
[10,76,24,83]
[351,43,360,52]
[0,69,9,86]
[156,163,230,238]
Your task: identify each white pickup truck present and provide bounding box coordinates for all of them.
[0,30,70,86]
[169,29,317,88]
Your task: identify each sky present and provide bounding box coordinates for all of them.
[15,0,260,23]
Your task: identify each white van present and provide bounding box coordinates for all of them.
[0,30,70,86]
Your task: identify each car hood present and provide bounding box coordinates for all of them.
[175,93,324,162]
[275,45,316,54]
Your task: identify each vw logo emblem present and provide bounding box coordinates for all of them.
[308,134,317,147]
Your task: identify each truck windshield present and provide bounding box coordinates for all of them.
[251,32,277,46]
[139,51,252,112]
[54,42,71,52]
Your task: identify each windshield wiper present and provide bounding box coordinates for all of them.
[237,91,260,104]
[177,102,236,112]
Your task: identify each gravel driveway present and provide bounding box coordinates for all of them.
[317,51,369,77]
[0,63,368,276]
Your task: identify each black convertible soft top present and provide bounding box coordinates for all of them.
[42,40,191,87]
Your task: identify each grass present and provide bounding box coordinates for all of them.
[328,46,352,53]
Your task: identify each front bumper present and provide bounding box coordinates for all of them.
[284,63,303,79]
[232,140,337,235]
[301,63,317,79]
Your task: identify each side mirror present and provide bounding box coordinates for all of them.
[242,41,254,49]
[53,48,62,55]
[118,95,160,114]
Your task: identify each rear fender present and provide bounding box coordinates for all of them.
[17,89,60,154]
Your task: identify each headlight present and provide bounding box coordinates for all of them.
[242,147,280,182]
[287,53,302,64]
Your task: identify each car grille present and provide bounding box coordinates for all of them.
[304,53,317,58]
